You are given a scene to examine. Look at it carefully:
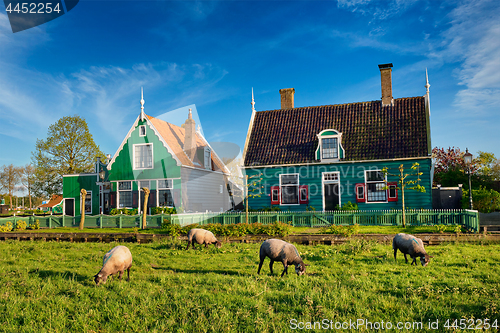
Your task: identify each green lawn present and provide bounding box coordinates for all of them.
[1,239,499,332]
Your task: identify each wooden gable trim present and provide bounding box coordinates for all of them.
[107,115,182,170]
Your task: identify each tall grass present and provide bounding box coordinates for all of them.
[0,240,499,332]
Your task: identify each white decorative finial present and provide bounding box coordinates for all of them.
[251,87,256,112]
[188,108,192,119]
[197,124,201,132]
[425,68,430,94]
[140,87,145,121]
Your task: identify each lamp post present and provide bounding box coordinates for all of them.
[463,148,473,210]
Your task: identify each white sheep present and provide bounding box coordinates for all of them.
[393,233,433,267]
[185,228,222,250]
[94,245,133,285]
[257,239,307,277]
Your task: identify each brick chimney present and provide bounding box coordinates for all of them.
[279,88,295,109]
[378,63,393,106]
[184,108,196,161]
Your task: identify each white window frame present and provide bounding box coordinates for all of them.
[118,181,132,208]
[317,130,343,162]
[322,171,341,211]
[365,170,388,203]
[321,137,339,160]
[81,190,92,214]
[157,179,174,207]
[279,173,300,205]
[138,180,150,190]
[133,143,153,170]
[139,125,146,137]
[388,184,398,199]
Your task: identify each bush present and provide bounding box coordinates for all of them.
[110,208,139,215]
[15,220,27,231]
[161,219,181,237]
[0,222,13,232]
[462,186,500,213]
[29,219,40,230]
[151,207,177,215]
[321,224,360,237]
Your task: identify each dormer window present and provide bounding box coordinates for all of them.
[322,138,338,159]
[315,129,345,162]
[139,125,146,137]
[204,147,211,170]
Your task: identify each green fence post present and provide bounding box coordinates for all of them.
[119,215,122,229]
[48,216,52,228]
[99,215,103,229]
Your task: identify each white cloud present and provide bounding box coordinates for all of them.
[443,0,500,114]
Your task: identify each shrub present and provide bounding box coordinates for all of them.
[435,225,446,233]
[462,186,500,213]
[152,207,177,215]
[0,222,13,232]
[29,219,40,230]
[15,220,27,231]
[161,219,181,237]
[322,224,360,237]
[110,208,139,215]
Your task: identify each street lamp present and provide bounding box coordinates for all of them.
[463,148,473,210]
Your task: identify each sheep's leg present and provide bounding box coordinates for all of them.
[281,262,288,277]
[118,271,123,281]
[192,240,196,250]
[394,248,397,262]
[127,267,130,282]
[411,257,416,266]
[404,253,408,264]
[269,260,274,275]
[204,242,208,248]
[257,258,264,275]
[186,240,191,250]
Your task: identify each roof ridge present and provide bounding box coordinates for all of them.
[255,96,424,113]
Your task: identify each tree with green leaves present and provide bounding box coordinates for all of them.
[0,164,22,210]
[31,115,105,197]
[382,163,426,228]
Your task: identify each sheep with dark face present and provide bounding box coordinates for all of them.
[393,233,433,267]
[185,228,222,250]
[94,245,133,285]
[257,239,307,277]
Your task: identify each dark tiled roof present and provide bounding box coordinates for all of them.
[244,97,429,166]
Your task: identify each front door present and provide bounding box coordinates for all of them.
[64,198,74,216]
[324,184,339,211]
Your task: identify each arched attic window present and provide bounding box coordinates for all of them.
[315,129,345,162]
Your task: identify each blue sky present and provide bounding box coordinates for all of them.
[1,0,499,168]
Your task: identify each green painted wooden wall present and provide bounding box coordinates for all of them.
[108,119,181,181]
[245,158,433,211]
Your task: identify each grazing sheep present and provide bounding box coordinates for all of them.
[94,245,133,285]
[185,228,222,250]
[257,239,307,277]
[393,233,433,267]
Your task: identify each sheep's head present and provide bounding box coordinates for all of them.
[94,273,108,285]
[215,241,222,249]
[295,263,307,276]
[420,254,432,267]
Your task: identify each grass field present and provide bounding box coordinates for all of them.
[1,239,499,332]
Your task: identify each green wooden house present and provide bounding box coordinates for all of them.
[243,64,433,211]
[63,93,233,216]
